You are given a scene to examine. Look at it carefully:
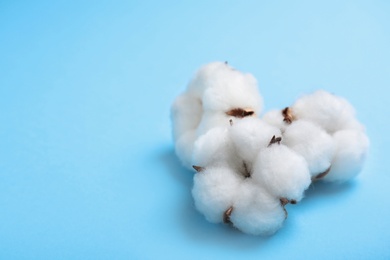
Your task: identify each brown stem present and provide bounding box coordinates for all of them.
[226,108,254,118]
[192,165,205,173]
[243,161,250,178]
[282,107,294,124]
[268,135,282,147]
[223,206,233,224]
[312,166,331,181]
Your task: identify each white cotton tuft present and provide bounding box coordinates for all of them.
[229,117,281,165]
[189,62,262,114]
[192,127,239,169]
[291,90,357,134]
[196,112,234,136]
[323,129,370,182]
[229,180,286,236]
[262,109,289,132]
[192,166,243,223]
[282,120,335,176]
[252,144,311,202]
[170,93,203,141]
[174,130,197,169]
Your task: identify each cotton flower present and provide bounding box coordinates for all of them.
[323,129,370,182]
[192,126,240,170]
[229,117,281,172]
[291,90,361,133]
[192,166,244,223]
[282,120,335,177]
[252,136,311,202]
[229,180,286,236]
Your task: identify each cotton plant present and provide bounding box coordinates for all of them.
[171,62,369,235]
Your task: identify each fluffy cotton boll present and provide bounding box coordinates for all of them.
[291,90,357,134]
[170,93,203,141]
[189,62,262,114]
[192,166,244,223]
[192,126,240,169]
[323,129,370,182]
[282,120,335,176]
[262,109,289,132]
[229,117,282,168]
[229,180,286,235]
[175,130,197,170]
[186,62,228,99]
[252,144,311,202]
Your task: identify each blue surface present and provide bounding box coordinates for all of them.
[1,1,389,259]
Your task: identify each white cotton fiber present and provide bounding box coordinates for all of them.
[186,62,228,99]
[174,130,197,169]
[323,129,369,182]
[192,126,239,169]
[252,143,311,202]
[262,109,289,132]
[229,180,286,235]
[196,63,262,114]
[170,93,203,141]
[196,111,234,136]
[282,120,335,176]
[192,166,244,223]
[229,117,281,166]
[291,90,358,134]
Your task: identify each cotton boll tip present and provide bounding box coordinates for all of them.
[226,108,255,118]
[223,206,233,224]
[192,165,205,172]
[282,107,295,124]
[268,135,282,147]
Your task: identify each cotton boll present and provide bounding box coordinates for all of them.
[170,93,203,141]
[175,130,198,169]
[252,143,311,202]
[186,62,228,99]
[192,166,244,223]
[192,126,240,169]
[323,129,369,182]
[282,120,335,176]
[262,109,289,132]
[229,180,286,235]
[193,62,262,114]
[292,90,357,134]
[229,117,282,168]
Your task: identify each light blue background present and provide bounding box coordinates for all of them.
[1,1,389,259]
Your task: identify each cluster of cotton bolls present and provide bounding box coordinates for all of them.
[170,62,369,236]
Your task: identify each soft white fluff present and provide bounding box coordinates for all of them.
[292,90,358,133]
[324,129,370,182]
[170,93,203,141]
[252,144,311,202]
[196,111,234,136]
[229,117,281,167]
[229,180,286,235]
[192,126,240,169]
[174,130,197,169]
[262,109,289,132]
[282,120,335,176]
[192,166,244,223]
[193,62,263,114]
